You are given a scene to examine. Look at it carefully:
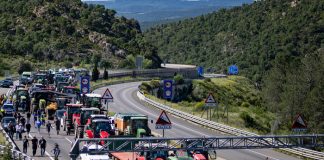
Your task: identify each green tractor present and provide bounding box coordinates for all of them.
[114,113,151,137]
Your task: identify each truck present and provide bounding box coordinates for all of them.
[74,107,100,138]
[114,113,151,137]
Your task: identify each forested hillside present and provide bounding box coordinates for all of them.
[144,0,324,133]
[0,0,161,75]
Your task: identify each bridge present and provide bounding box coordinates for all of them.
[69,134,324,159]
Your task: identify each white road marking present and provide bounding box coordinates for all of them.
[65,137,73,144]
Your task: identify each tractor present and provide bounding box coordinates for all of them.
[62,104,82,134]
[84,118,115,139]
[83,93,102,109]
[14,88,30,112]
[74,107,100,138]
[114,113,151,137]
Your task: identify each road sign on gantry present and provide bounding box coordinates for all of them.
[292,114,307,132]
[102,88,113,102]
[205,93,217,106]
[80,76,90,94]
[163,80,173,99]
[156,110,172,129]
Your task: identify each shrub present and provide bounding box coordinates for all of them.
[174,74,184,84]
[103,69,108,79]
[240,111,257,128]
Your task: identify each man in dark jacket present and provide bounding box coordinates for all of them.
[39,136,46,156]
[25,122,31,135]
[31,136,38,156]
[23,136,29,154]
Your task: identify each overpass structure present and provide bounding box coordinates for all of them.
[69,134,324,159]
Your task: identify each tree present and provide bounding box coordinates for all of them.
[103,69,108,79]
[17,61,33,74]
[92,64,100,81]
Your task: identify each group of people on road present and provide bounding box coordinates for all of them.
[5,111,60,158]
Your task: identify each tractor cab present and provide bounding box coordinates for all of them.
[79,108,100,126]
[85,119,114,139]
[74,107,100,138]
[114,113,151,137]
[63,104,82,134]
[14,88,30,111]
[34,73,48,84]
[84,93,102,109]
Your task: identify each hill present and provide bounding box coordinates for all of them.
[140,76,274,134]
[143,0,324,132]
[0,0,161,75]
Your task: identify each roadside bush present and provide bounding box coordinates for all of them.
[240,111,257,128]
[103,69,108,79]
[174,74,184,84]
[194,101,205,111]
[204,78,211,83]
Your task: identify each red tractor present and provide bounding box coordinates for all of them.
[74,107,100,138]
[84,118,115,140]
[62,104,82,135]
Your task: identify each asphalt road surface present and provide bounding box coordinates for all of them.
[0,82,301,160]
[93,82,300,160]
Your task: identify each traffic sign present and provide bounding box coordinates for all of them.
[205,93,217,106]
[80,76,90,94]
[163,80,173,99]
[228,65,239,75]
[292,114,307,132]
[102,88,113,102]
[156,110,172,129]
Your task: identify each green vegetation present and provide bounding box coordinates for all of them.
[143,0,323,133]
[0,0,161,75]
[141,76,275,134]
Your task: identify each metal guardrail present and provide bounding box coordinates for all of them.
[99,68,199,79]
[137,91,324,160]
[69,135,324,159]
[0,126,33,160]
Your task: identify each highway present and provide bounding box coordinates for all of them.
[0,82,301,160]
[93,82,300,160]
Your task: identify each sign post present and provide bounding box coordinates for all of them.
[155,110,172,137]
[80,76,90,94]
[205,93,217,121]
[101,88,113,113]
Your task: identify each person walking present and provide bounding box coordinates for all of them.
[52,143,60,160]
[39,136,46,156]
[17,123,23,140]
[46,121,52,137]
[23,136,29,154]
[33,112,38,126]
[15,123,19,139]
[31,136,38,156]
[55,118,60,135]
[36,118,41,133]
[26,112,31,124]
[7,121,14,138]
[41,114,46,126]
[20,116,26,127]
[25,122,31,135]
